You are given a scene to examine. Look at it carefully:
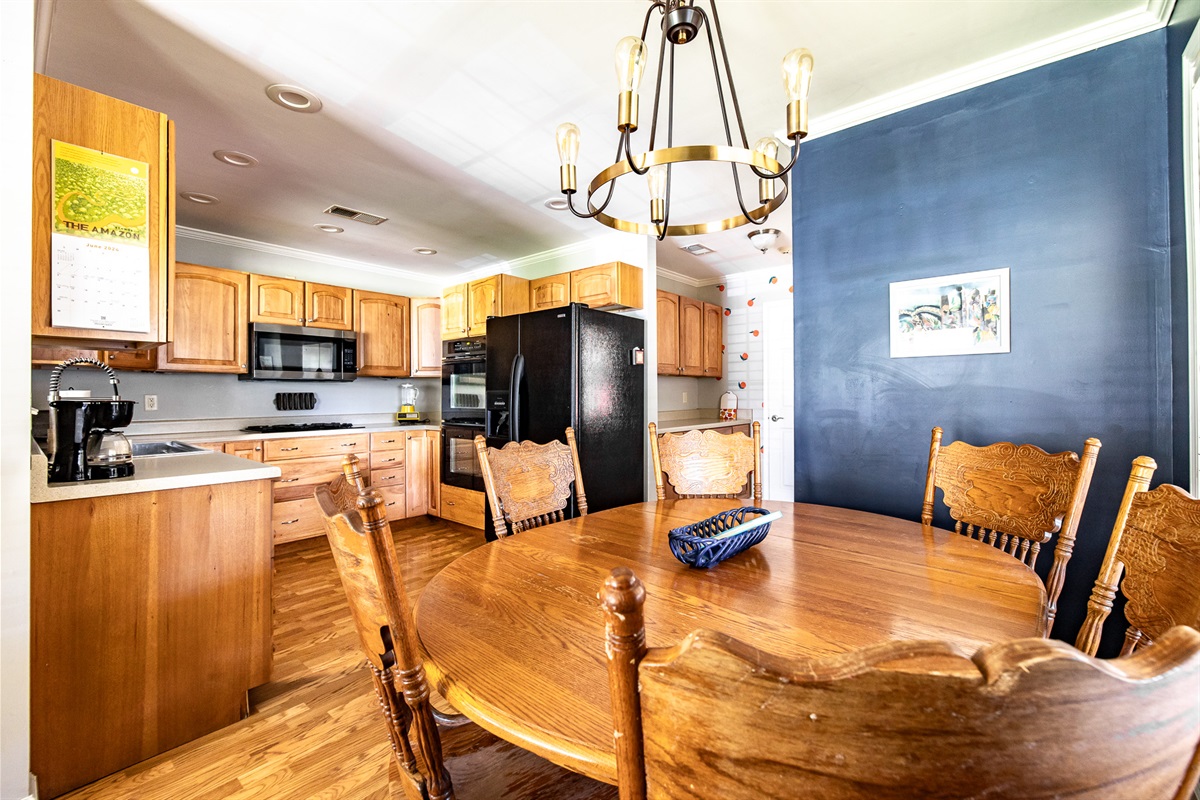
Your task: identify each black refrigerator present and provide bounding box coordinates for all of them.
[484,303,645,540]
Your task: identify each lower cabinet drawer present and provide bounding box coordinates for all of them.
[273,453,369,502]
[439,483,484,530]
[370,467,405,487]
[374,484,407,522]
[272,497,327,544]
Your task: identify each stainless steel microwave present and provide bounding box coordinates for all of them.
[242,323,357,381]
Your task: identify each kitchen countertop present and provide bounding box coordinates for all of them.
[30,438,281,504]
[654,417,754,433]
[142,422,441,446]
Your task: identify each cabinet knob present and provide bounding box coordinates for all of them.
[240,364,247,368]
[254,446,261,451]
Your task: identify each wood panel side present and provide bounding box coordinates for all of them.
[31,480,273,798]
[32,74,169,346]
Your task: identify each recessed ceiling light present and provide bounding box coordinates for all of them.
[213,150,259,167]
[180,191,219,204]
[265,83,323,113]
[544,198,569,211]
[314,224,344,234]
[412,247,437,256]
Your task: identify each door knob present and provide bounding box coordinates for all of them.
[770,415,786,422]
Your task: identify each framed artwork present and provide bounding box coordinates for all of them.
[889,268,1010,358]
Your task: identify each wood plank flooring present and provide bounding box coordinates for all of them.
[61,516,484,800]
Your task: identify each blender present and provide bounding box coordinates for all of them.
[397,383,421,423]
[46,357,136,482]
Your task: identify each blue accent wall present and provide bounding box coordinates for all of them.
[791,32,1173,652]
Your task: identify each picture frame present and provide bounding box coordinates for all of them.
[889,267,1010,358]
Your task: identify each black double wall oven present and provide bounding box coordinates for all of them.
[441,337,486,492]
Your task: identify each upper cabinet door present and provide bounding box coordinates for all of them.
[701,301,723,379]
[467,277,498,337]
[678,297,704,377]
[571,262,643,310]
[32,75,171,348]
[249,275,305,325]
[411,297,442,377]
[161,263,248,373]
[531,274,571,310]
[306,282,353,330]
[656,291,681,375]
[441,283,468,340]
[354,290,410,377]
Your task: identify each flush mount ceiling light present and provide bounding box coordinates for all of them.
[544,198,570,211]
[747,227,780,253]
[266,83,323,113]
[314,224,344,233]
[213,149,259,167]
[180,191,219,204]
[412,247,437,256]
[555,0,813,241]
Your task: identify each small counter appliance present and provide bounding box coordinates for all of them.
[397,383,421,423]
[46,357,136,482]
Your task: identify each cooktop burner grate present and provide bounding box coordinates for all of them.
[242,422,360,433]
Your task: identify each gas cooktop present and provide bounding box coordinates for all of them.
[242,422,361,433]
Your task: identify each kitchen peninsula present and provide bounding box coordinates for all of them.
[29,443,279,798]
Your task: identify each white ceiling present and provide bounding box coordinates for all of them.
[39,0,1169,285]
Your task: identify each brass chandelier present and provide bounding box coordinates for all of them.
[555,0,814,240]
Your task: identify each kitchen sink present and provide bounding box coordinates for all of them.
[131,440,207,457]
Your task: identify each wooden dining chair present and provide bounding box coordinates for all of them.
[317,455,616,800]
[601,566,1200,800]
[922,426,1101,630]
[1075,456,1200,657]
[473,427,587,537]
[648,421,762,506]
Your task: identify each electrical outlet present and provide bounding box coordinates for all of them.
[143,394,158,411]
[682,391,688,404]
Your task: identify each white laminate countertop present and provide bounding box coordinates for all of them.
[654,417,753,433]
[139,422,441,446]
[30,439,281,504]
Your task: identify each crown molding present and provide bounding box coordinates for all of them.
[809,1,1173,140]
[655,267,710,288]
[176,226,440,283]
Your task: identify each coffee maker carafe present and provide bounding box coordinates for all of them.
[47,357,136,482]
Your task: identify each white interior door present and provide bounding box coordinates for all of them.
[763,299,795,500]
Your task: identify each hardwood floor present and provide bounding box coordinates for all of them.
[61,516,484,800]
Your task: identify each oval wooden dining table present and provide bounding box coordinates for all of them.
[415,498,1048,785]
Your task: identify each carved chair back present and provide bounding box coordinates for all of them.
[473,428,587,537]
[316,454,454,800]
[648,421,762,506]
[921,426,1101,629]
[1076,456,1200,657]
[601,567,1200,800]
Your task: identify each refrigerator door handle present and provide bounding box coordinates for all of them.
[509,353,525,443]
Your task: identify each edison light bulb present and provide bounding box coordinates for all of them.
[556,123,581,166]
[556,122,581,193]
[754,136,782,163]
[646,164,668,225]
[614,36,647,92]
[782,48,815,102]
[781,48,814,139]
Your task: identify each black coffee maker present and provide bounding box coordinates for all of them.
[47,357,136,482]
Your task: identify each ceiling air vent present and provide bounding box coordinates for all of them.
[323,205,388,225]
[680,243,715,256]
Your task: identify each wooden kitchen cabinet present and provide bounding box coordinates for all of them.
[440,482,485,529]
[679,297,704,376]
[224,439,264,461]
[404,429,439,517]
[701,301,723,378]
[354,290,411,377]
[250,275,353,330]
[657,291,680,375]
[161,262,249,373]
[411,297,442,377]
[32,344,162,371]
[441,283,469,339]
[571,261,643,310]
[467,274,530,337]
[531,273,571,310]
[442,275,530,339]
[32,74,172,350]
[265,432,370,544]
[656,290,722,378]
[31,479,272,799]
